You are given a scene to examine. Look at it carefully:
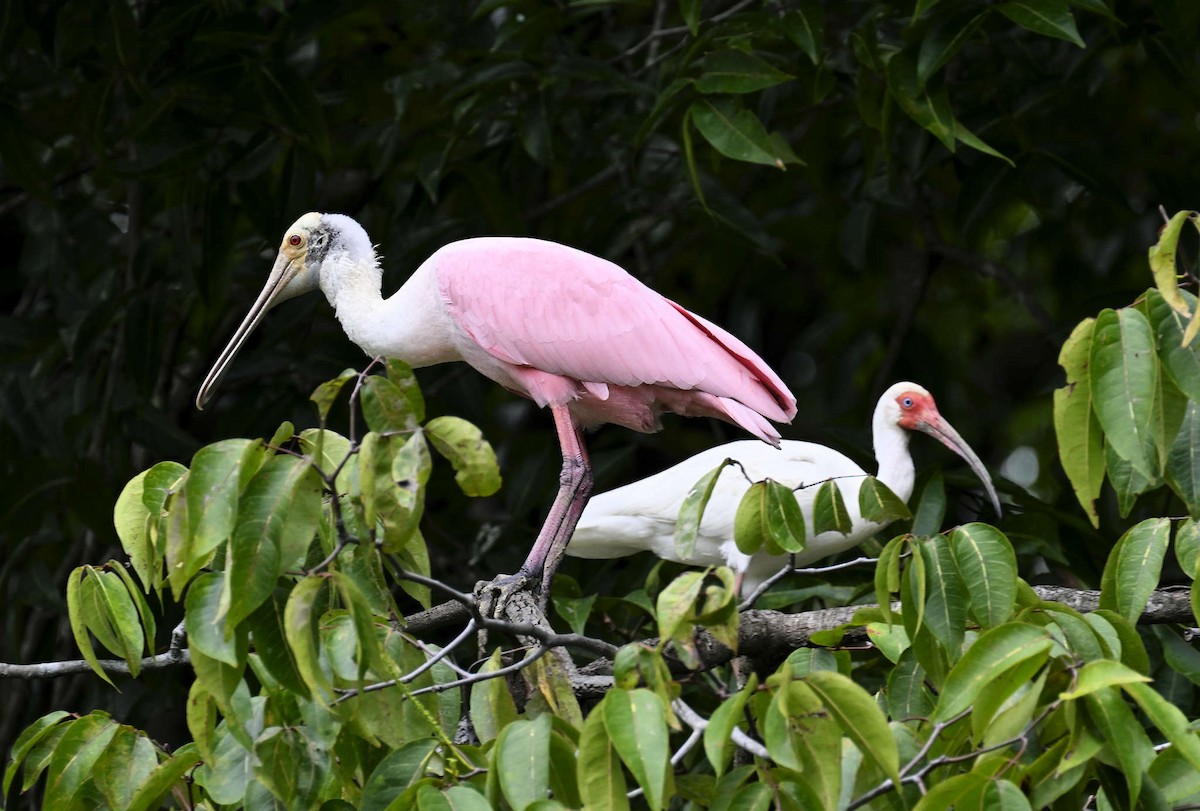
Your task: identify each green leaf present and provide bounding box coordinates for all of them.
[1054,318,1104,526]
[859,476,913,523]
[885,652,933,719]
[874,535,905,625]
[917,9,988,85]
[703,675,757,777]
[1167,401,1200,516]
[603,689,671,811]
[763,679,841,805]
[919,537,966,654]
[362,374,421,433]
[376,431,430,554]
[734,481,768,555]
[576,706,628,811]
[1105,442,1154,517]
[674,459,733,560]
[933,623,1052,721]
[655,570,706,665]
[679,0,700,35]
[3,711,69,797]
[43,712,120,810]
[954,119,1013,165]
[186,681,216,764]
[780,7,822,64]
[998,0,1086,47]
[949,523,1018,628]
[425,416,502,497]
[1090,307,1160,480]
[812,480,852,535]
[93,569,146,674]
[1149,214,1198,318]
[108,563,156,667]
[93,727,159,811]
[1177,517,1200,579]
[804,670,901,788]
[1124,680,1200,775]
[496,714,552,811]
[1147,289,1200,400]
[223,454,319,632]
[735,480,804,555]
[1060,659,1151,700]
[254,726,328,810]
[360,740,439,811]
[284,575,333,703]
[310,369,357,423]
[1083,687,1154,806]
[140,460,188,579]
[689,98,800,169]
[695,50,794,94]
[187,571,241,667]
[113,470,155,593]
[1092,609,1151,674]
[66,567,114,687]
[126,744,201,811]
[469,648,519,742]
[187,438,261,561]
[442,785,493,811]
[386,359,426,422]
[765,480,805,553]
[1099,518,1170,623]
[298,428,354,494]
[886,52,955,151]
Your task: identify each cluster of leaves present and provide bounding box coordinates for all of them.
[1055,211,1200,524]
[676,456,912,564]
[7,346,1200,808]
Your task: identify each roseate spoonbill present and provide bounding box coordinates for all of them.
[196,212,796,599]
[567,382,1000,593]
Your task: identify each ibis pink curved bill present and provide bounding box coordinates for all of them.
[196,212,797,597]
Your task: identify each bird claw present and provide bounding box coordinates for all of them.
[475,571,540,619]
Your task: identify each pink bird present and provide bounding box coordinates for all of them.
[567,382,1000,594]
[196,213,797,598]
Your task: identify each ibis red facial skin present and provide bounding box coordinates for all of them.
[567,383,1000,594]
[196,213,797,598]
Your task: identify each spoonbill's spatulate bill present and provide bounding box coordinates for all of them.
[196,212,797,596]
[567,382,1000,593]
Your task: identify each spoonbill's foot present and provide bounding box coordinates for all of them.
[475,571,539,619]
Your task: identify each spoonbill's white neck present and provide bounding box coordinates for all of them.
[871,400,916,503]
[318,247,458,368]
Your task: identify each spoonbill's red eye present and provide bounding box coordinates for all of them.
[289,234,302,246]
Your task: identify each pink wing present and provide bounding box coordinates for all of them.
[434,237,796,424]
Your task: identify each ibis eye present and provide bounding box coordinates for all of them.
[288,234,303,247]
[902,397,914,408]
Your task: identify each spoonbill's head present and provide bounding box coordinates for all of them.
[195,212,372,409]
[879,382,1002,515]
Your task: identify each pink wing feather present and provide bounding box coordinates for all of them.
[435,237,796,435]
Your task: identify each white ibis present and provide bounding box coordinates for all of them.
[196,213,796,598]
[567,382,1000,593]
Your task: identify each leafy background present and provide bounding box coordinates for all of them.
[1,0,1198,774]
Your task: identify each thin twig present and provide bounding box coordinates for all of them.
[672,696,769,760]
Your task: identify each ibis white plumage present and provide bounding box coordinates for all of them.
[195,213,796,598]
[567,382,1000,593]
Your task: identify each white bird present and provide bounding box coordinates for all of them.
[567,382,1000,593]
[196,213,796,599]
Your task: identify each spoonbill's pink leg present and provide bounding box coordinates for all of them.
[517,402,594,597]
